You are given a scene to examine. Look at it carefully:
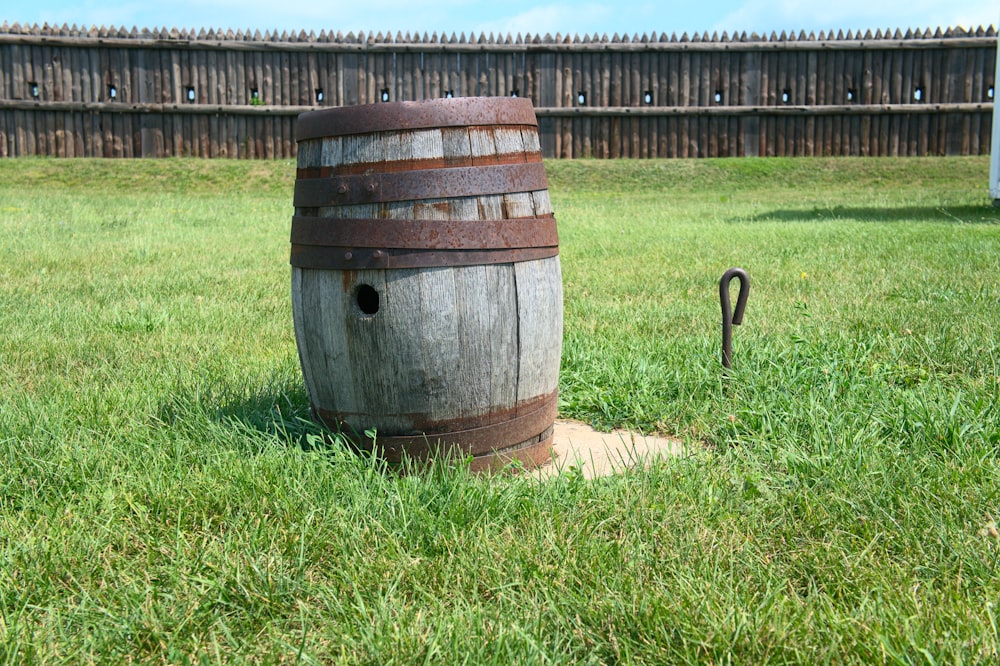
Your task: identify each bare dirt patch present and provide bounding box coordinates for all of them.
[537,419,685,479]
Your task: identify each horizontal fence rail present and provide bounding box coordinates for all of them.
[0,22,995,158]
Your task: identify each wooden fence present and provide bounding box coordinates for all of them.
[0,22,995,159]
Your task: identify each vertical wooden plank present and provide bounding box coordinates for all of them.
[399,50,411,101]
[490,49,500,98]
[588,46,600,157]
[448,47,460,99]
[462,46,476,98]
[0,109,8,158]
[0,40,11,101]
[317,50,330,106]
[537,48,556,157]
[261,47,274,107]
[429,47,442,100]
[364,46,376,103]
[832,47,845,155]
[725,48,737,156]
[899,48,913,155]
[558,52,571,158]
[633,47,644,156]
[18,109,31,156]
[679,49,691,157]
[88,48,103,157]
[64,45,79,156]
[176,47,189,155]
[932,45,946,154]
[879,47,892,155]
[367,52,384,102]
[194,47,205,155]
[819,48,833,155]
[138,49,163,157]
[645,48,657,157]
[610,44,622,107]
[781,46,793,156]
[413,50,425,101]
[659,50,671,156]
[10,42,25,102]
[971,45,987,154]
[515,257,562,406]
[765,49,777,156]
[803,49,816,155]
[341,49,359,105]
[572,46,583,157]
[289,48,301,106]
[743,50,761,157]
[34,44,47,155]
[708,50,720,157]
[859,48,872,156]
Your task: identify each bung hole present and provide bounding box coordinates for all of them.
[356,284,380,315]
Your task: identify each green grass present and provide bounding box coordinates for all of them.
[1,155,999,663]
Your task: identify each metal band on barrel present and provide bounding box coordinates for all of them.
[293,162,550,207]
[315,390,558,462]
[290,215,559,270]
[289,214,558,268]
[295,97,540,141]
[290,245,558,269]
[291,215,558,249]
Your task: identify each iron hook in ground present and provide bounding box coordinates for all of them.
[720,267,750,370]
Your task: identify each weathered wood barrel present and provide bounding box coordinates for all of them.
[290,97,562,471]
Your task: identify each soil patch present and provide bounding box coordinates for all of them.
[538,419,685,479]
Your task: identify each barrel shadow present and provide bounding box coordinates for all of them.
[156,376,332,452]
[216,382,320,449]
[740,204,998,224]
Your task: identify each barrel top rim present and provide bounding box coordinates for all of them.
[295,96,539,141]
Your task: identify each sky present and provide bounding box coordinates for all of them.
[2,0,996,40]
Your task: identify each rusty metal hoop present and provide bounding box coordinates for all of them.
[720,267,750,370]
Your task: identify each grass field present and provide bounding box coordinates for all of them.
[1,155,999,663]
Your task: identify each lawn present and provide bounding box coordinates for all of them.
[1,155,998,663]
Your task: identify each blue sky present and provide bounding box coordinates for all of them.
[2,0,996,38]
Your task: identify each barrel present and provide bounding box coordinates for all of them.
[290,97,562,471]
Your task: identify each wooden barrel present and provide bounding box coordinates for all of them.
[290,97,562,471]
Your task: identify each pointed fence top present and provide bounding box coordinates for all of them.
[0,22,994,44]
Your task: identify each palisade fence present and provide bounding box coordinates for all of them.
[0,21,996,159]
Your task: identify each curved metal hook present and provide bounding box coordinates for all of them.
[720,267,750,370]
